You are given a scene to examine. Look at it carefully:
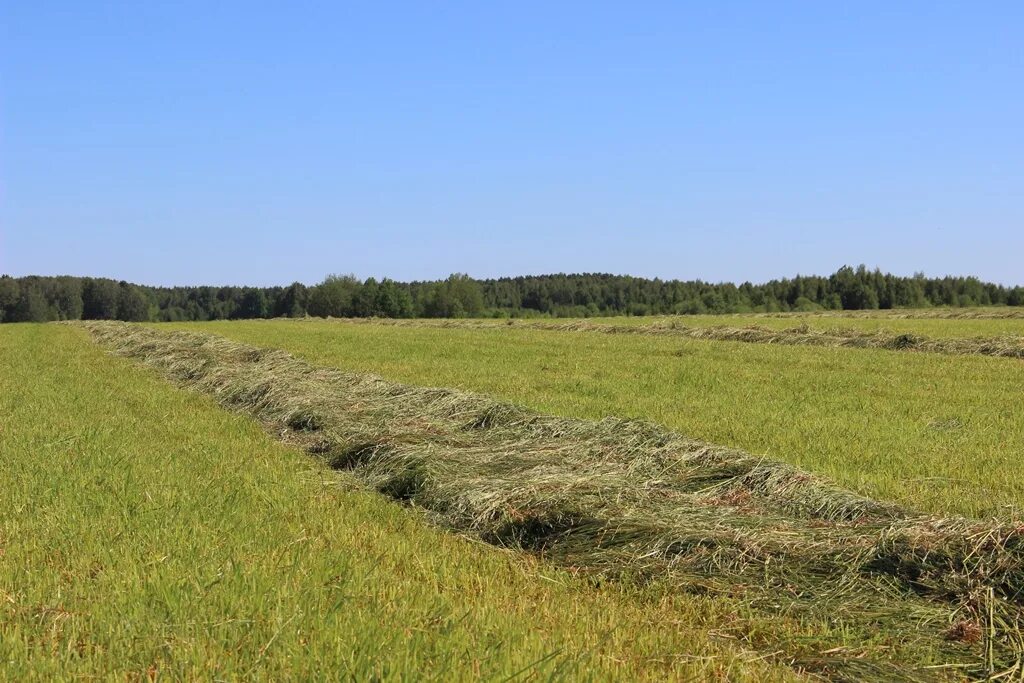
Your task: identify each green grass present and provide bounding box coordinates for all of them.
[87,321,1024,679]
[585,313,1024,339]
[0,324,800,681]
[171,319,1024,519]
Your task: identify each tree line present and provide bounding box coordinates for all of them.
[1,266,1022,323]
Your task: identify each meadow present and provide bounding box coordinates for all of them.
[171,317,1024,519]
[587,312,1024,339]
[4,316,1023,680]
[0,323,803,681]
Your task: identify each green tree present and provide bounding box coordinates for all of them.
[0,277,19,322]
[235,289,269,319]
[447,274,484,317]
[307,274,359,317]
[51,276,84,320]
[831,266,880,310]
[375,279,414,317]
[116,283,150,321]
[83,279,120,319]
[274,282,309,317]
[351,278,380,317]
[10,283,51,322]
[420,274,484,317]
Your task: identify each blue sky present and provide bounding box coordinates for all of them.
[1,2,1021,286]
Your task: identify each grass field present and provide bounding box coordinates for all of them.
[6,319,1023,680]
[586,313,1024,339]
[316,310,1024,339]
[168,318,1024,519]
[1,323,805,681]
[321,316,1024,360]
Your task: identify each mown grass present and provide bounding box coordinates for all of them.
[0,324,801,681]
[171,319,1024,519]
[586,314,1024,339]
[326,317,1024,360]
[86,321,1024,680]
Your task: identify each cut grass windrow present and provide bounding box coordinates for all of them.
[326,318,1024,360]
[745,308,1024,320]
[82,322,1024,681]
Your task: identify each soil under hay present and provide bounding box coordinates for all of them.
[81,321,1024,681]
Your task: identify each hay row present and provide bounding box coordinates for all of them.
[327,317,1024,360]
[81,322,1024,680]
[748,309,1024,321]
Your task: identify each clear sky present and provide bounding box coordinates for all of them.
[1,2,1021,286]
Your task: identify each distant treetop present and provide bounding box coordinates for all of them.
[1,266,1021,323]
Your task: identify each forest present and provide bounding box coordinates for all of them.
[1,266,1022,323]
